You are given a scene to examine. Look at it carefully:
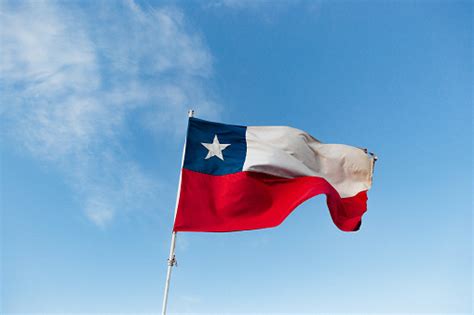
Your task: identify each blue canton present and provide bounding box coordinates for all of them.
[183,117,247,175]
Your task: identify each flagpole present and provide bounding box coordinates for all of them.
[161,109,194,315]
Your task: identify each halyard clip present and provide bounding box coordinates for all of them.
[168,255,177,267]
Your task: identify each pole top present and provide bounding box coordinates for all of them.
[188,109,194,118]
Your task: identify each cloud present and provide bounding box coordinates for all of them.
[0,0,219,226]
[206,0,320,11]
[208,0,276,10]
[204,0,322,22]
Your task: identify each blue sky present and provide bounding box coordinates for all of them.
[0,0,472,314]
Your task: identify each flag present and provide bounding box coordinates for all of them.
[173,117,376,232]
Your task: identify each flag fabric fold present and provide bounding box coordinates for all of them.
[173,117,375,232]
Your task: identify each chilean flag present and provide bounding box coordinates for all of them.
[174,117,376,232]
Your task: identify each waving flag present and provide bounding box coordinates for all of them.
[174,117,376,232]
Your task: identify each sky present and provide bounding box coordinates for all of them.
[0,0,472,314]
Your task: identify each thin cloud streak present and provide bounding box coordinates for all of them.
[206,0,321,12]
[0,0,220,226]
[204,0,322,24]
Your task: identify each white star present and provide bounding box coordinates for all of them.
[201,135,231,160]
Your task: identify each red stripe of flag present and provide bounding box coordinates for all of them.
[174,169,368,232]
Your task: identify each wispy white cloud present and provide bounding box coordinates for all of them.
[205,0,322,22]
[0,0,219,226]
[208,0,276,10]
[206,0,321,11]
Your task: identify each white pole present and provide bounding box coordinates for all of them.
[161,109,194,315]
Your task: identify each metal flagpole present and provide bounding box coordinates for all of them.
[161,109,194,315]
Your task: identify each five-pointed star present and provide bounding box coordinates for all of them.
[201,135,231,160]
